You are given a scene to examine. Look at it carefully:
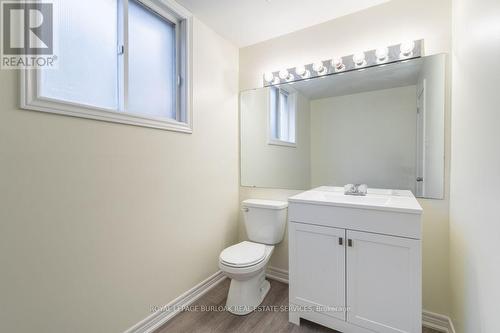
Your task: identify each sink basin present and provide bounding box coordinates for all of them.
[288,186,422,214]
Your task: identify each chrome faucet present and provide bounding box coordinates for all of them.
[344,184,368,196]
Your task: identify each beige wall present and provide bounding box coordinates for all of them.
[310,86,418,192]
[0,18,239,333]
[239,0,452,316]
[450,0,500,332]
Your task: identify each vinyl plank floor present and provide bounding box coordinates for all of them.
[155,279,441,333]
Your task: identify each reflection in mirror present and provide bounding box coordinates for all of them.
[240,54,446,199]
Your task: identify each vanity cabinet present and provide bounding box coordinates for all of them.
[346,230,420,333]
[289,223,346,321]
[288,187,422,333]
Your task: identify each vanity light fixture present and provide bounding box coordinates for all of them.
[312,62,327,75]
[279,69,290,80]
[264,71,280,85]
[263,72,275,83]
[332,57,345,72]
[353,52,366,67]
[277,69,295,83]
[400,41,415,58]
[262,39,423,86]
[375,47,389,63]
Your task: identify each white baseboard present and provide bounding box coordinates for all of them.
[266,266,289,283]
[265,267,456,333]
[123,271,226,333]
[422,310,456,333]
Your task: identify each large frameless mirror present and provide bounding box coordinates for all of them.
[240,54,446,199]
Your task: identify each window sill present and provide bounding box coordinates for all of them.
[21,98,193,133]
[268,139,297,148]
[20,71,193,133]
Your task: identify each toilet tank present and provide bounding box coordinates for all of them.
[242,199,288,245]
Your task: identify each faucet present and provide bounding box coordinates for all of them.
[344,184,368,196]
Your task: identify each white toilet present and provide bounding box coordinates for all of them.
[219,199,288,315]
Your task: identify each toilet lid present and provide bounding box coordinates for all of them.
[220,241,267,267]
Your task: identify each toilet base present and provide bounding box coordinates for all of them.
[226,270,270,315]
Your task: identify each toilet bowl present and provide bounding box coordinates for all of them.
[219,199,288,315]
[219,241,274,315]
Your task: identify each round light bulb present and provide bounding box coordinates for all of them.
[376,47,389,62]
[295,65,310,79]
[400,41,415,57]
[279,69,290,80]
[295,65,306,76]
[353,52,366,66]
[313,62,326,75]
[263,72,274,83]
[332,57,344,71]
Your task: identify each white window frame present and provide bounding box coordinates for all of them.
[20,0,193,133]
[268,86,297,147]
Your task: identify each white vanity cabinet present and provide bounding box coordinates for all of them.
[288,187,423,333]
[289,223,347,321]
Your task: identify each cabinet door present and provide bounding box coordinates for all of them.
[346,230,421,333]
[289,222,346,321]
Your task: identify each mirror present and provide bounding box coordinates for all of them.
[240,54,446,199]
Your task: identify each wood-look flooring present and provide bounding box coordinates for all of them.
[155,278,439,333]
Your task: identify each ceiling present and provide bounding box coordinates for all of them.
[289,58,423,100]
[175,0,390,47]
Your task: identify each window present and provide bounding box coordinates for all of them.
[269,86,296,146]
[128,0,177,119]
[21,0,192,132]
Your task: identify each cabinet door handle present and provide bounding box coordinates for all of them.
[348,239,353,247]
[338,237,343,246]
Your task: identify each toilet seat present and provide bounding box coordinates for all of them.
[220,241,266,268]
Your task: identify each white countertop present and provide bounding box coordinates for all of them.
[288,186,423,215]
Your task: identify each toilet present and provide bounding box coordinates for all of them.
[219,199,288,315]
